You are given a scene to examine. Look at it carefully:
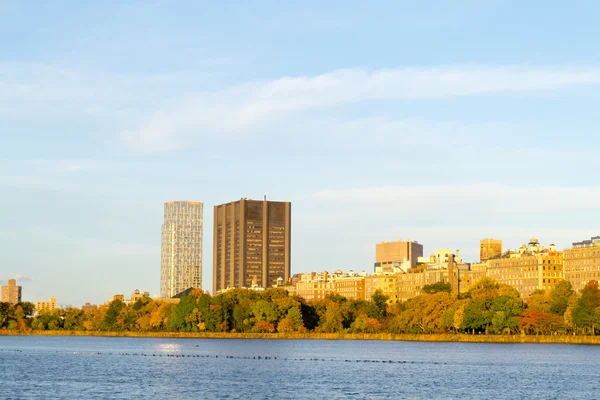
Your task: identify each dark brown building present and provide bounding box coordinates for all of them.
[213,198,291,293]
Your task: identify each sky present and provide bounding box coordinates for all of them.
[2,0,600,306]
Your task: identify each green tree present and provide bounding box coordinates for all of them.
[549,280,574,316]
[232,301,252,332]
[63,308,85,331]
[0,302,14,329]
[422,281,452,294]
[371,289,389,318]
[462,279,522,334]
[169,295,198,331]
[300,301,319,330]
[251,300,279,325]
[101,299,126,331]
[572,280,600,334]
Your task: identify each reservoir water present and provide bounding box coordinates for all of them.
[0,336,598,399]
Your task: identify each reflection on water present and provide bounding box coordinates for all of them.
[154,342,182,353]
[0,336,599,400]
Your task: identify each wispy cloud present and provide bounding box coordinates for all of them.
[0,274,33,283]
[121,65,600,153]
[313,184,600,212]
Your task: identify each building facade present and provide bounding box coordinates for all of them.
[1,279,22,304]
[160,201,203,298]
[486,239,563,298]
[213,198,291,293]
[365,275,398,303]
[335,277,366,300]
[375,240,423,271]
[295,281,335,301]
[564,236,600,292]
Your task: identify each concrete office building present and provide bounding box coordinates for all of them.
[213,198,291,293]
[1,279,22,304]
[375,240,423,271]
[480,239,503,262]
[160,201,203,298]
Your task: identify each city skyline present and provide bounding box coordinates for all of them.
[2,1,600,305]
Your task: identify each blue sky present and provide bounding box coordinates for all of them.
[2,1,600,306]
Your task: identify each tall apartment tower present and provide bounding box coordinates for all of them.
[160,201,203,298]
[213,198,291,294]
[480,239,503,262]
[1,279,22,304]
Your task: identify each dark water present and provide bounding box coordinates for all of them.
[0,336,598,399]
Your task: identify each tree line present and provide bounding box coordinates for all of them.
[3,278,600,335]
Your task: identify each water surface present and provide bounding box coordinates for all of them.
[0,336,597,399]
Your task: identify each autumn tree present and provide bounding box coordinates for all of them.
[320,301,344,333]
[518,311,566,335]
[526,290,551,313]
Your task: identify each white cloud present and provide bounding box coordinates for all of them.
[121,65,600,153]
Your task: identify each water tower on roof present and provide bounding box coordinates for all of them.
[528,238,540,253]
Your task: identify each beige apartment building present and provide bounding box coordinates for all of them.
[335,277,366,300]
[364,275,398,303]
[295,281,335,301]
[564,236,600,292]
[35,297,57,312]
[1,279,22,304]
[470,262,488,285]
[486,239,563,298]
[396,267,465,302]
[160,201,203,298]
[213,198,291,293]
[375,240,423,271]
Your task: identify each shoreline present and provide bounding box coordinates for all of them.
[2,330,600,345]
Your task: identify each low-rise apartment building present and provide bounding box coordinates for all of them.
[35,297,57,312]
[486,239,563,298]
[334,277,366,300]
[564,236,600,292]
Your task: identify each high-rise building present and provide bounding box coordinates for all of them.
[1,279,22,304]
[160,201,203,298]
[375,240,423,271]
[480,239,503,262]
[213,198,291,293]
